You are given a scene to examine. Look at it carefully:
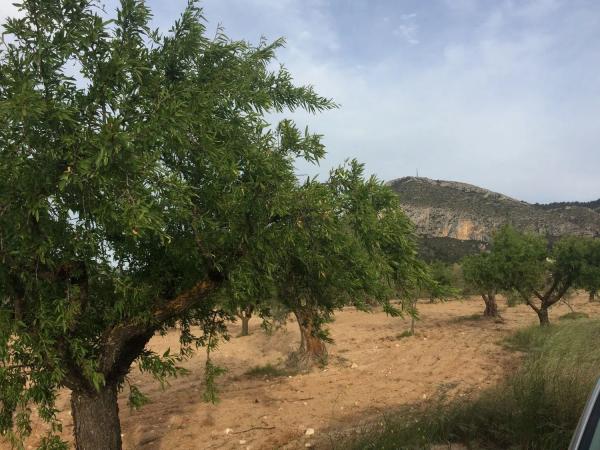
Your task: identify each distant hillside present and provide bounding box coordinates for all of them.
[387,177,600,262]
[536,199,600,213]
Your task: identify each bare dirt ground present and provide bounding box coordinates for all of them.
[13,293,600,450]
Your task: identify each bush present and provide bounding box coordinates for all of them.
[244,363,290,378]
[396,330,414,339]
[559,311,590,321]
[346,320,600,450]
[504,289,524,307]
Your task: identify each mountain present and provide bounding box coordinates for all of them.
[386,177,600,262]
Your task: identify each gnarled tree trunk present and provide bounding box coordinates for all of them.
[537,307,550,326]
[71,383,121,450]
[293,309,327,366]
[525,286,565,327]
[482,292,499,317]
[525,299,551,326]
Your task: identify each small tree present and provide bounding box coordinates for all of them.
[427,261,455,303]
[462,253,502,318]
[274,161,429,366]
[492,227,600,326]
[403,264,453,336]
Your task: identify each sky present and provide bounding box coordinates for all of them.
[1,0,599,203]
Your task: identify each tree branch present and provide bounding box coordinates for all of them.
[525,297,541,314]
[98,278,221,378]
[541,278,560,302]
[546,280,572,308]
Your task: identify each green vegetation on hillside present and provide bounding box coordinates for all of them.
[347,320,600,450]
[418,236,484,263]
[537,199,600,213]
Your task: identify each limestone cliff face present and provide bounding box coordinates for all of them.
[387,177,600,242]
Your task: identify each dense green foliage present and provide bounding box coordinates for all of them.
[462,253,500,296]
[427,262,454,293]
[579,238,600,301]
[537,199,600,213]
[417,236,483,264]
[273,161,429,363]
[347,320,600,450]
[0,1,428,448]
[476,226,600,324]
[0,0,326,446]
[462,252,503,317]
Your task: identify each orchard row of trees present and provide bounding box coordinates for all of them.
[1,2,597,449]
[463,227,600,325]
[0,2,438,449]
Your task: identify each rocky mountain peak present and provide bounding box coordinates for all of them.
[387,176,600,244]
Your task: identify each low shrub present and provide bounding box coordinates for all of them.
[244,363,290,378]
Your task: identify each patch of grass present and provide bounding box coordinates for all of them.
[559,311,589,321]
[244,363,290,379]
[346,320,600,450]
[396,330,414,339]
[452,313,483,323]
[502,323,553,352]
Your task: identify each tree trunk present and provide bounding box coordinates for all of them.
[65,279,222,450]
[238,305,253,336]
[482,293,499,317]
[293,309,327,366]
[71,383,122,450]
[537,307,550,326]
[590,290,598,302]
[410,298,418,334]
[241,316,250,336]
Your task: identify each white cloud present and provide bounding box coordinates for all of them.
[277,2,599,202]
[392,13,419,45]
[2,0,598,203]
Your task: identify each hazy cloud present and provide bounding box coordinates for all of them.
[2,0,599,203]
[393,13,419,45]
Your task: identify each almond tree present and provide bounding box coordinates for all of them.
[0,1,335,448]
[274,161,431,366]
[491,227,600,326]
[462,253,502,318]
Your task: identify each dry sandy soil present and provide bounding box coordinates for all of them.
[10,293,600,450]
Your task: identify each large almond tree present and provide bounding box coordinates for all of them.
[0,1,337,448]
